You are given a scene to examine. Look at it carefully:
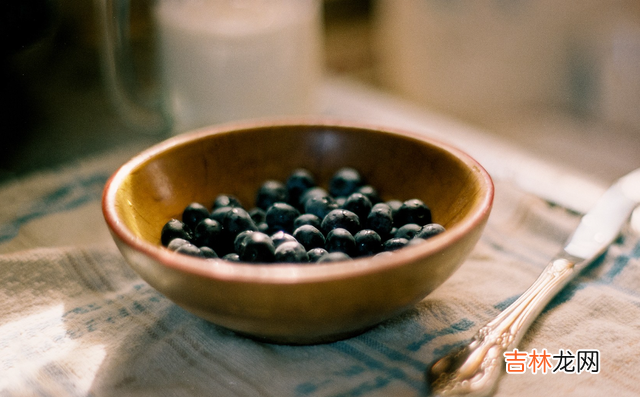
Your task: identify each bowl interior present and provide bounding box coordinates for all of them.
[113,123,488,249]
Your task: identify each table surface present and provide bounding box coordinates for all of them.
[3,78,640,397]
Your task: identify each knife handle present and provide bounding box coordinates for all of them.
[427,251,583,397]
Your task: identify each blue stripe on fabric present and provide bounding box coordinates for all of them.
[328,341,425,395]
[358,336,425,371]
[406,318,474,352]
[0,172,110,243]
[494,295,519,311]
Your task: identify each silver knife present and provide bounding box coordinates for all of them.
[427,167,640,397]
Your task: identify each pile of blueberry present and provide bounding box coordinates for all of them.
[160,167,445,263]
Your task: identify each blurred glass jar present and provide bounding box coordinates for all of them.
[373,0,640,130]
[96,0,323,135]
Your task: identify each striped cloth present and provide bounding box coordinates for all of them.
[1,144,639,397]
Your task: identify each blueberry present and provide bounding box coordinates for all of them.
[366,203,394,238]
[193,218,223,249]
[394,223,422,240]
[307,247,328,262]
[239,232,275,263]
[395,199,432,226]
[415,223,446,240]
[256,180,288,210]
[161,219,192,246]
[222,253,241,262]
[353,229,382,257]
[321,209,361,235]
[329,167,364,197]
[386,200,403,218]
[265,202,300,234]
[274,241,309,263]
[325,228,356,256]
[257,222,269,233]
[335,196,346,208]
[304,195,338,219]
[383,237,409,251]
[209,206,234,224]
[286,168,316,205]
[223,207,258,239]
[248,207,266,224]
[175,243,205,258]
[182,202,209,230]
[293,213,322,230]
[298,187,329,210]
[212,194,242,210]
[270,230,297,248]
[317,251,352,263]
[200,246,219,258]
[167,237,190,251]
[357,185,382,204]
[234,230,256,256]
[342,192,372,220]
[293,225,325,251]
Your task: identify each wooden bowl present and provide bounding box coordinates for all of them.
[102,120,494,344]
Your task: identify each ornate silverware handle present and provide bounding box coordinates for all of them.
[427,251,584,397]
[427,167,640,397]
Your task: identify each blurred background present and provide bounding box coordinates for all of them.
[2,0,640,184]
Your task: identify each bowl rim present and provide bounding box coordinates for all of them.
[102,118,494,285]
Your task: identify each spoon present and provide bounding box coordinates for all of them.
[427,167,640,397]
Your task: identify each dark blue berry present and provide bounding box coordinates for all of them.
[212,194,242,210]
[200,246,218,258]
[239,232,275,263]
[383,237,409,251]
[209,206,234,224]
[304,195,338,219]
[307,247,328,262]
[415,223,446,240]
[167,237,190,251]
[265,202,300,234]
[298,187,329,210]
[357,185,381,204]
[223,253,241,262]
[317,251,352,263]
[249,207,266,224]
[366,203,394,238]
[293,213,322,230]
[342,192,372,220]
[274,241,309,263]
[386,200,403,219]
[321,209,361,235]
[395,199,432,226]
[286,168,316,205]
[325,228,356,256]
[329,167,364,197]
[256,180,288,210]
[257,222,269,233]
[193,218,223,249]
[270,231,297,248]
[161,219,192,246]
[234,230,256,256]
[394,223,422,240]
[354,229,382,257]
[182,202,209,230]
[175,243,204,258]
[223,207,258,239]
[293,225,325,251]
